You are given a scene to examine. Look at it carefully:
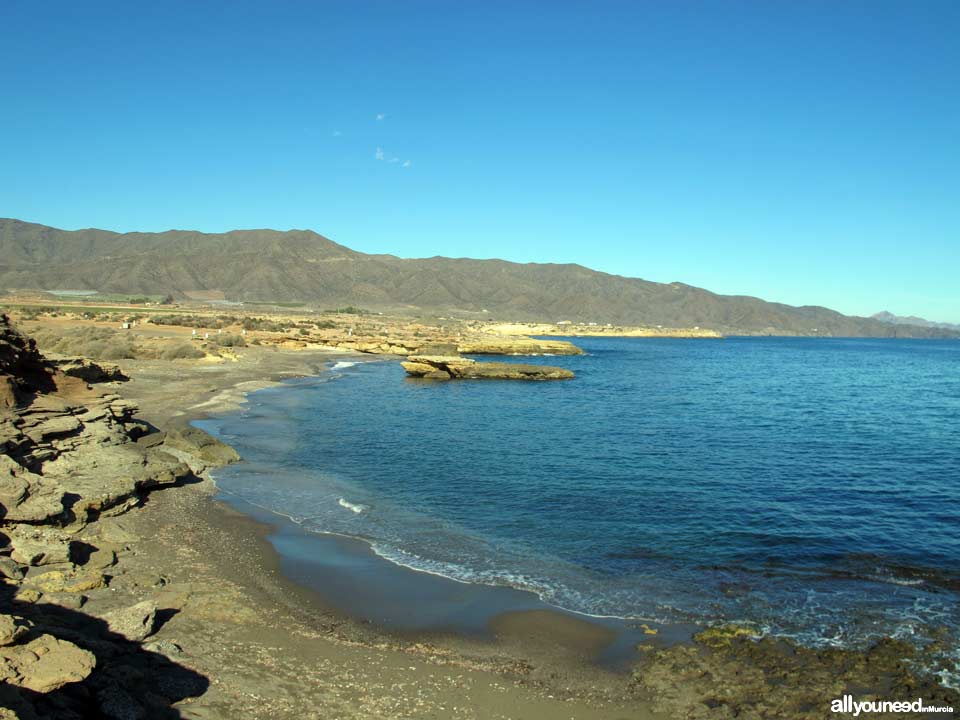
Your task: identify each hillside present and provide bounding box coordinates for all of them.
[872,311,960,332]
[1,218,956,337]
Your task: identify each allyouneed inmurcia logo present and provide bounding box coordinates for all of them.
[831,695,954,716]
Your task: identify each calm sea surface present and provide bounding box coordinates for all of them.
[199,337,960,677]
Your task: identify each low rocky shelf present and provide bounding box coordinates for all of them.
[401,355,574,380]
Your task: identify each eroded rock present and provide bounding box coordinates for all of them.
[8,527,73,566]
[25,569,107,594]
[0,634,96,693]
[100,600,158,642]
[402,355,575,380]
[46,356,129,384]
[0,615,29,646]
[0,455,66,524]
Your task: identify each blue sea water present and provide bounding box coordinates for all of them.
[199,337,960,677]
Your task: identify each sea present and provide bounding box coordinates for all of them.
[196,337,960,684]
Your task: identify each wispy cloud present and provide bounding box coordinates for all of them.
[376,112,386,121]
[374,143,411,168]
[332,130,342,137]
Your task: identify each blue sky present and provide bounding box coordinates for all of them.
[2,1,958,322]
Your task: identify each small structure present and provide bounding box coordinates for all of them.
[120,322,131,330]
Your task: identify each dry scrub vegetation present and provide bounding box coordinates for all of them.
[30,326,207,361]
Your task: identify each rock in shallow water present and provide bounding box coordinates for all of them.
[401,355,574,380]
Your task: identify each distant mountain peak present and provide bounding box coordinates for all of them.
[871,311,959,331]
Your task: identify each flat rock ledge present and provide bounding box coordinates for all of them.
[401,355,574,380]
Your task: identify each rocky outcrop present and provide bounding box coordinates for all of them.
[401,355,574,380]
[0,314,55,410]
[46,356,129,384]
[0,314,209,717]
[1,633,97,693]
[99,600,158,642]
[456,338,583,355]
[633,630,960,720]
[160,424,240,471]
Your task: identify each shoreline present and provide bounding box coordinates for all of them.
[181,357,685,643]
[167,352,960,686]
[182,357,675,667]
[209,480,687,670]
[6,321,956,717]
[111,345,663,716]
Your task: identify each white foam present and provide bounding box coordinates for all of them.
[332,361,358,370]
[338,498,367,513]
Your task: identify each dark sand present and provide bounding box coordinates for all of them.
[109,343,662,718]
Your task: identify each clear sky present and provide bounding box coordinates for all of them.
[2,1,957,322]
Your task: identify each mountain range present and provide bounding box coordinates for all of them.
[1,218,956,338]
[871,311,960,332]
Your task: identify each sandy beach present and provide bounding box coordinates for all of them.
[102,345,659,719]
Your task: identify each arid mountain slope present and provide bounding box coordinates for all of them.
[1,218,955,337]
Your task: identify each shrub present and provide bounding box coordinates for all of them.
[160,343,206,360]
[214,333,246,347]
[241,317,286,332]
[99,341,138,360]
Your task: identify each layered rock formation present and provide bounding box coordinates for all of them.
[401,355,574,380]
[0,314,211,718]
[455,338,583,355]
[316,333,583,357]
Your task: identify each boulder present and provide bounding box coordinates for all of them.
[0,615,29,646]
[161,425,239,467]
[25,570,107,594]
[9,533,72,566]
[0,557,25,581]
[100,600,158,642]
[0,634,96,693]
[0,455,66,524]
